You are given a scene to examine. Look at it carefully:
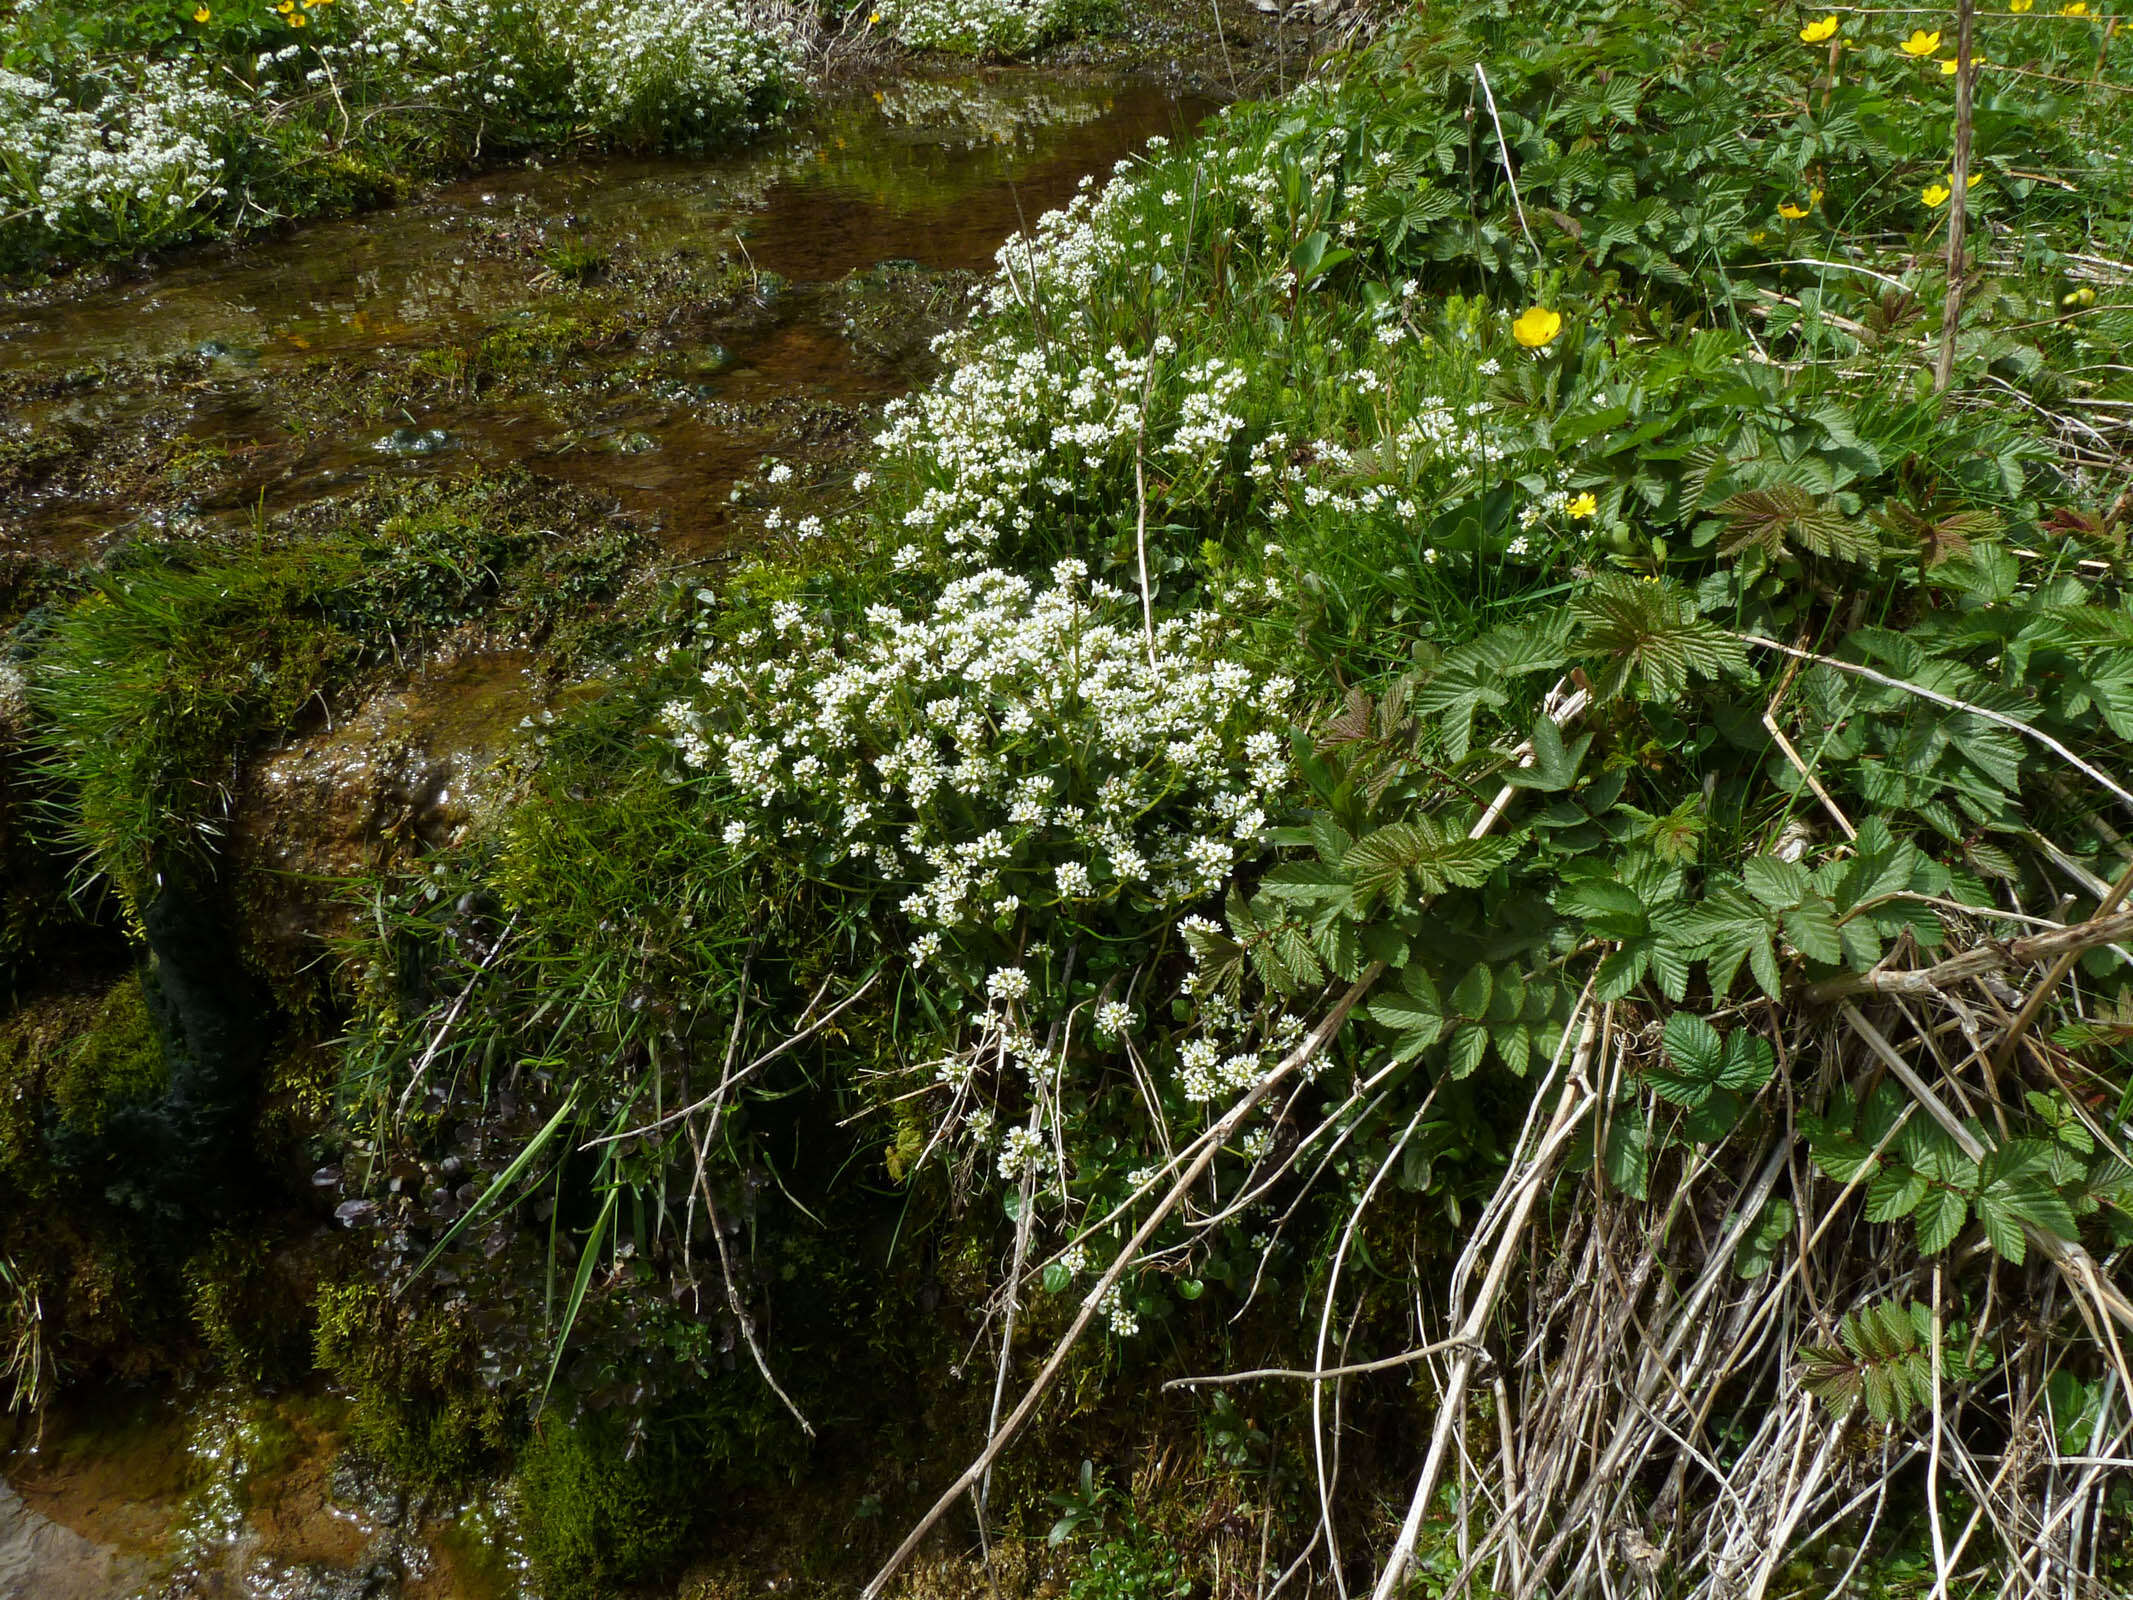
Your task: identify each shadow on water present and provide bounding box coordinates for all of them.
[1,73,1213,559]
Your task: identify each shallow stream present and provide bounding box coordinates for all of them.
[0,65,1211,1600]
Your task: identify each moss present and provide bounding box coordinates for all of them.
[520,1413,700,1600]
[312,1279,516,1489]
[186,1228,316,1385]
[48,972,167,1136]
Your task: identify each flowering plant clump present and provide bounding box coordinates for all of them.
[654,559,1295,1244]
[558,0,799,146]
[0,60,236,249]
[879,0,1099,56]
[664,559,1289,968]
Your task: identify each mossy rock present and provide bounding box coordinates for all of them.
[519,1413,699,1600]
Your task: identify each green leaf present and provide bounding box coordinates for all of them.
[1505,716,1593,792]
[1914,1187,1967,1255]
[1650,1012,1723,1107]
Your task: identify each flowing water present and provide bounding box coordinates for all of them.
[0,66,1212,1600]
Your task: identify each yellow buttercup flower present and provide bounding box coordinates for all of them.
[193,3,209,17]
[1923,182,1952,207]
[1940,56,1959,73]
[1900,28,1943,53]
[2061,2,2087,15]
[1566,492,1599,520]
[290,9,306,21]
[1778,201,1810,219]
[1511,306,1563,348]
[1799,14,1839,42]
[1966,171,1981,187]
[2010,0,2032,10]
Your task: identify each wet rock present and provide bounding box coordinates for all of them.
[0,1480,140,1600]
[230,651,541,981]
[327,1451,409,1531]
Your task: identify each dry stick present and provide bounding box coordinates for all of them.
[396,913,520,1117]
[1473,64,1542,273]
[1163,1336,1479,1389]
[1935,0,1977,395]
[860,964,1386,1600]
[1805,908,2133,1002]
[980,946,1076,1521]
[1929,1264,1952,1599]
[1739,634,2133,819]
[1366,1011,1601,1600]
[1988,854,2133,1077]
[696,1176,815,1437]
[1311,1093,1440,1600]
[1761,654,1857,842]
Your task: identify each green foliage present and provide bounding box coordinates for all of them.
[1799,1299,1985,1424]
[518,1413,699,1600]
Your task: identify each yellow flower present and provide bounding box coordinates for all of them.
[276,0,293,11]
[1799,14,1839,42]
[1923,182,1952,207]
[1778,201,1810,219]
[1940,56,1959,73]
[1810,186,1825,204]
[1567,492,1599,520]
[2010,0,2032,9]
[192,3,209,16]
[2061,2,2087,14]
[290,9,306,20]
[1511,306,1563,348]
[1966,171,1981,187]
[1900,28,1943,53]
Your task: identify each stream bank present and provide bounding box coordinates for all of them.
[2,56,1246,1600]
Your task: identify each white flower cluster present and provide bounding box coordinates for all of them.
[265,0,534,112]
[0,62,234,246]
[559,0,797,142]
[875,334,1252,569]
[663,560,1289,937]
[881,0,1086,56]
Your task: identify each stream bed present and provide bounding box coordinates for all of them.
[0,65,1212,1600]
